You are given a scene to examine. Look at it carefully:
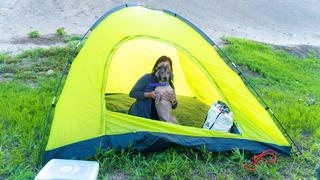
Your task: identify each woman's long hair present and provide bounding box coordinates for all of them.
[151,56,175,89]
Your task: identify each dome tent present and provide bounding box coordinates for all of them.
[42,4,291,163]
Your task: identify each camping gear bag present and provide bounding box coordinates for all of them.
[203,101,233,132]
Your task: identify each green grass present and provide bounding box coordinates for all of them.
[0,53,20,64]
[223,38,320,140]
[63,34,82,43]
[55,27,67,37]
[0,38,319,179]
[27,31,40,39]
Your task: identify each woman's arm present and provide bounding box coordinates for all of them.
[129,74,155,100]
[144,91,156,99]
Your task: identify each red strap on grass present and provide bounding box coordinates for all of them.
[244,150,277,171]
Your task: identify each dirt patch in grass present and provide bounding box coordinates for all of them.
[0,73,13,82]
[272,44,320,59]
[106,172,130,180]
[235,64,261,77]
[11,34,65,45]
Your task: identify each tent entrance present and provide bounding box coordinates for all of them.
[104,37,227,128]
[104,37,225,105]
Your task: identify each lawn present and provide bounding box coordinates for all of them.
[0,38,319,179]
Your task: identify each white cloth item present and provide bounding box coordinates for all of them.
[35,159,99,180]
[203,102,233,133]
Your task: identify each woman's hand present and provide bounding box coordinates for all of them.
[144,91,157,99]
[171,96,177,105]
[163,90,176,104]
[170,91,177,105]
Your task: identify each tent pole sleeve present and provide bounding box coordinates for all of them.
[36,30,91,168]
[213,43,302,155]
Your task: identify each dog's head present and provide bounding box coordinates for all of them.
[155,65,172,82]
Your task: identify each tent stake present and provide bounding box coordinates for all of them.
[214,43,302,155]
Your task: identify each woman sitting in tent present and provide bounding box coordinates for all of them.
[128,56,178,122]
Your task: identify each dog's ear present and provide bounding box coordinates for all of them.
[155,70,160,79]
[170,72,174,80]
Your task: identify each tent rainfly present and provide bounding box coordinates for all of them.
[42,4,291,163]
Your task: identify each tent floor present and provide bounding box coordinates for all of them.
[105,93,210,128]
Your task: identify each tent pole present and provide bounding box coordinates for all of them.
[36,60,70,168]
[213,43,302,155]
[36,30,91,168]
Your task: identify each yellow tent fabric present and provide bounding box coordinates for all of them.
[45,5,290,162]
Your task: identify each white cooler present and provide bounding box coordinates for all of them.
[35,159,99,180]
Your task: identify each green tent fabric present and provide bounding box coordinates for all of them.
[44,4,291,163]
